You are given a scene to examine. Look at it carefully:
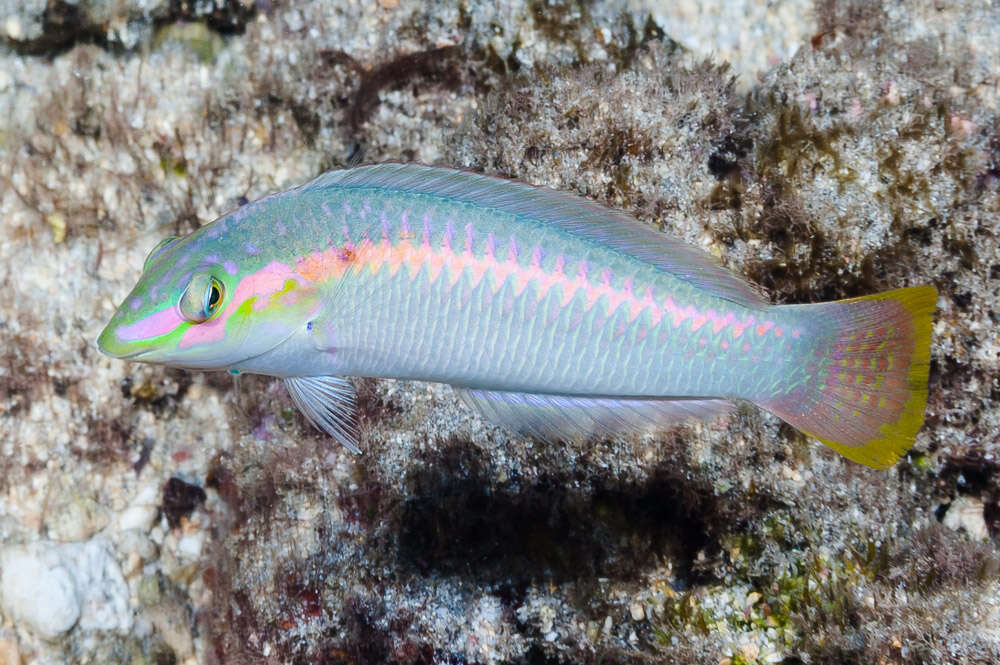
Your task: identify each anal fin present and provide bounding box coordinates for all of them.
[283,376,361,453]
[455,388,734,441]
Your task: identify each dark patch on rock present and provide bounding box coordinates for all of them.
[164,0,258,36]
[527,1,669,70]
[162,476,207,529]
[391,442,712,588]
[74,417,134,467]
[952,291,973,311]
[506,644,648,665]
[353,377,405,430]
[707,133,751,180]
[814,0,888,45]
[5,1,259,56]
[3,1,105,56]
[122,369,194,419]
[348,46,465,138]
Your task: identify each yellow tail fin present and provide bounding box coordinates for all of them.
[761,286,937,469]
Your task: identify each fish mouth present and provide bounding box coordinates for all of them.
[97,326,152,360]
[98,344,153,361]
[116,348,154,360]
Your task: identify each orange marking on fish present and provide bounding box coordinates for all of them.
[425,247,445,284]
[294,245,365,283]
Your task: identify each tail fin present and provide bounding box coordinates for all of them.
[758,286,936,469]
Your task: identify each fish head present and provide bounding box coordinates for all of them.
[98,228,323,371]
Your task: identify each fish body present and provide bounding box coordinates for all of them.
[98,164,936,468]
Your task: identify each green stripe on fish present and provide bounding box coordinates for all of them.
[98,164,937,468]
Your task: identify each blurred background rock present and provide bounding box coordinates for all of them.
[1,1,998,663]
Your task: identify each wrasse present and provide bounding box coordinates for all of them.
[98,164,936,468]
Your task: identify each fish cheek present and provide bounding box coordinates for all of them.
[225,294,314,360]
[222,297,260,352]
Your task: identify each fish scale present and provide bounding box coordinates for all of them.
[321,190,784,399]
[333,195,760,396]
[99,163,936,468]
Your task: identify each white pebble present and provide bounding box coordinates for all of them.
[943,496,989,541]
[117,482,162,532]
[0,544,81,639]
[0,538,132,640]
[72,539,132,634]
[3,17,21,40]
[176,531,205,560]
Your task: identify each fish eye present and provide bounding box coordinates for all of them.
[143,236,180,271]
[179,273,225,323]
[205,279,223,315]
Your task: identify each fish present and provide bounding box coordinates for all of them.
[98,164,936,468]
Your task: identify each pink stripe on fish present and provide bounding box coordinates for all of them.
[116,306,184,342]
[712,312,735,334]
[285,237,769,349]
[561,259,587,307]
[535,253,563,300]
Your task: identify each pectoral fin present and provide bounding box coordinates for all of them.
[455,387,734,441]
[283,376,360,453]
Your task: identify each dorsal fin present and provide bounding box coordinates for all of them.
[302,163,766,305]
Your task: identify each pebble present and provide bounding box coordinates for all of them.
[3,17,21,40]
[43,488,110,542]
[146,602,195,660]
[943,496,989,541]
[0,538,132,640]
[46,213,66,244]
[538,605,556,634]
[117,482,162,532]
[739,641,760,662]
[629,601,645,621]
[0,543,81,639]
[176,531,205,560]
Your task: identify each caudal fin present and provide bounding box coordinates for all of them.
[758,286,936,469]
